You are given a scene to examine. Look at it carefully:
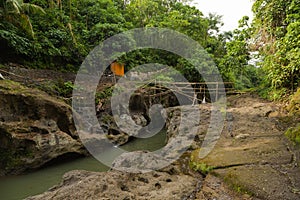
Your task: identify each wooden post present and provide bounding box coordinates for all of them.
[192,92,197,105]
[215,82,219,101]
[112,72,116,84]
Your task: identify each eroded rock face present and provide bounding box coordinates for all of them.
[165,104,213,150]
[25,169,200,200]
[24,93,300,200]
[112,151,171,173]
[0,80,86,175]
[97,89,173,146]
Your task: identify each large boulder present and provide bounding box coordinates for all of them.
[0,80,86,175]
[25,169,200,200]
[165,104,213,150]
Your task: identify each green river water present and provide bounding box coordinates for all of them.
[0,130,166,200]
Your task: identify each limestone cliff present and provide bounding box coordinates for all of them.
[0,80,86,175]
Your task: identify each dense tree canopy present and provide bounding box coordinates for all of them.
[251,0,300,97]
[0,0,298,96]
[1,0,227,78]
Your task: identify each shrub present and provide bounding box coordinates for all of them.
[285,124,300,145]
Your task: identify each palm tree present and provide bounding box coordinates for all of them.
[0,0,45,37]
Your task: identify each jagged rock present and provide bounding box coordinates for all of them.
[131,113,148,126]
[98,88,181,146]
[22,92,300,200]
[195,93,300,200]
[112,151,171,173]
[165,104,213,150]
[25,169,199,200]
[107,127,130,145]
[0,80,86,175]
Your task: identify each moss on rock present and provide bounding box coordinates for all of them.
[288,88,300,116]
[285,124,300,145]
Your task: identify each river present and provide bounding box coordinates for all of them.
[0,130,167,200]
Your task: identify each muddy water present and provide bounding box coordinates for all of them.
[0,130,167,200]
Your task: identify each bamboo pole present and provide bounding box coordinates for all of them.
[215,82,219,101]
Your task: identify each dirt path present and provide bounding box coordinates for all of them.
[195,93,300,199]
[0,65,115,92]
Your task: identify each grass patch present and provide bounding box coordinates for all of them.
[101,113,114,125]
[285,123,300,145]
[95,87,113,103]
[189,161,214,175]
[223,172,254,196]
[190,149,214,175]
[37,79,74,98]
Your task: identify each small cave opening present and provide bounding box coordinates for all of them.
[129,93,147,114]
[129,93,151,124]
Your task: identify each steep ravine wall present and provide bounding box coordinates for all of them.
[0,80,86,175]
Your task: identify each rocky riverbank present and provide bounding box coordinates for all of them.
[193,94,300,199]
[26,93,300,200]
[1,67,299,199]
[0,80,87,175]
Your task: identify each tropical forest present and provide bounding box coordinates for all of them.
[0,0,299,199]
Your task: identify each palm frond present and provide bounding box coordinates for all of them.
[5,0,21,14]
[22,3,45,15]
[19,13,34,37]
[67,22,77,45]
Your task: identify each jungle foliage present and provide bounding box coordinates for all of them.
[251,0,300,98]
[0,0,299,94]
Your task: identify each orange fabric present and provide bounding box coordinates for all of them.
[110,62,124,76]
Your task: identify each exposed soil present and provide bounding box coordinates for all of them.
[0,64,76,83]
[0,64,116,92]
